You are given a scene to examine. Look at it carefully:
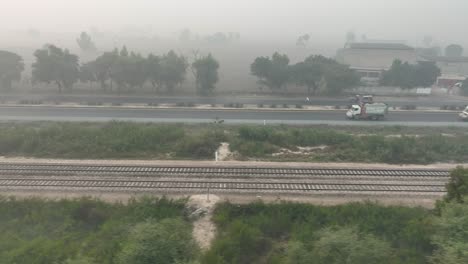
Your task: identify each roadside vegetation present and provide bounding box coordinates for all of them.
[0,122,466,164]
[230,125,468,164]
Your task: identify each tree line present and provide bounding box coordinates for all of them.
[0,45,361,96]
[0,45,219,96]
[34,45,219,95]
[0,46,453,96]
[251,52,360,95]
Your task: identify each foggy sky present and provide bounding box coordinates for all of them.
[2,0,467,44]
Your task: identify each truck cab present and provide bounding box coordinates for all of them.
[346,105,362,119]
[459,106,468,121]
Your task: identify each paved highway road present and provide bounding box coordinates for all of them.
[0,106,466,126]
[2,94,467,108]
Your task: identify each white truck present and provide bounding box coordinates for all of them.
[459,106,468,121]
[346,103,388,120]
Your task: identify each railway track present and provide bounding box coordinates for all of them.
[0,163,450,195]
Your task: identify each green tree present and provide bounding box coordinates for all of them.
[310,227,396,264]
[125,52,147,89]
[414,61,441,87]
[109,47,130,94]
[160,51,188,93]
[251,52,290,92]
[117,218,198,264]
[291,55,359,95]
[79,62,97,88]
[76,32,97,53]
[192,54,220,95]
[32,44,80,93]
[92,49,119,92]
[381,60,407,87]
[430,202,468,264]
[0,50,24,90]
[146,54,162,93]
[444,166,468,203]
[291,58,321,95]
[445,44,464,57]
[323,61,360,95]
[381,59,441,89]
[108,47,147,94]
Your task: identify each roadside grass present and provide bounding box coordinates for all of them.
[0,122,466,164]
[230,125,468,164]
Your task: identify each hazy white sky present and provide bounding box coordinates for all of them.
[1,0,467,43]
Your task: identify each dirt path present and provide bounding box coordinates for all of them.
[187,194,220,251]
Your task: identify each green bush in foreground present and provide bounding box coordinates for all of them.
[0,196,195,264]
[297,227,396,264]
[204,201,433,264]
[430,202,468,264]
[117,219,198,264]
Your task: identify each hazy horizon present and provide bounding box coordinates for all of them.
[1,0,467,46]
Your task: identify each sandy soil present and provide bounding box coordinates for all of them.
[187,194,220,251]
[216,143,232,161]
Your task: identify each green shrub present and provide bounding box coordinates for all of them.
[206,202,433,264]
[175,130,224,158]
[117,219,198,264]
[0,196,192,264]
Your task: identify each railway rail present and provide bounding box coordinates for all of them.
[0,163,450,196]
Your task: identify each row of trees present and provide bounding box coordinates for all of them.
[251,53,360,95]
[0,45,219,95]
[0,47,462,95]
[32,45,219,95]
[380,59,441,88]
[1,48,357,96]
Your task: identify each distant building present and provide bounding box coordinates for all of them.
[337,42,468,90]
[336,42,419,86]
[421,55,468,88]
